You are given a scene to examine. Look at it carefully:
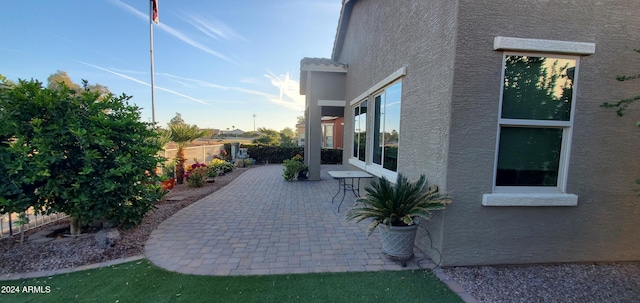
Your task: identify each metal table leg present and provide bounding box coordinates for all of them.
[331,178,343,204]
[338,177,361,212]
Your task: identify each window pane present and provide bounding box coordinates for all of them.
[373,94,383,165]
[383,82,401,171]
[502,55,575,121]
[353,101,367,161]
[324,125,333,148]
[496,127,563,186]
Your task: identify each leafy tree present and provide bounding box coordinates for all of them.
[0,73,15,87]
[46,70,108,94]
[168,123,206,184]
[0,78,165,234]
[47,70,110,98]
[601,48,640,191]
[296,116,305,124]
[47,70,81,91]
[279,127,297,147]
[601,48,640,124]
[169,112,185,125]
[253,127,280,146]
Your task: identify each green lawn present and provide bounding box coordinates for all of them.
[1,260,463,303]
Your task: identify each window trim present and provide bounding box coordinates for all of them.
[349,68,405,180]
[492,51,580,194]
[352,99,368,162]
[484,50,585,206]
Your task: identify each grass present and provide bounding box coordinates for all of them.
[2,260,463,303]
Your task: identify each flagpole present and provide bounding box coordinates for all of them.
[149,0,157,125]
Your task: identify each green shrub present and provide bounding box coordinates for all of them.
[184,163,208,188]
[208,158,234,174]
[0,79,165,232]
[282,155,308,181]
[321,148,343,164]
[243,145,343,165]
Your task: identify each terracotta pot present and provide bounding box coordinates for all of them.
[161,178,176,190]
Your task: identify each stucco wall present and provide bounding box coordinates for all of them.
[337,0,459,262]
[443,0,640,265]
[304,71,346,180]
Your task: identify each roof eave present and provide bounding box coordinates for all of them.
[331,0,355,61]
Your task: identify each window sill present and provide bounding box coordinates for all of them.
[348,158,398,182]
[482,193,578,207]
[348,158,366,170]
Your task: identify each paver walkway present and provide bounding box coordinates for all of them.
[145,165,432,276]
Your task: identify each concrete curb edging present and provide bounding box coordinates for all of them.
[0,255,146,281]
[432,267,480,303]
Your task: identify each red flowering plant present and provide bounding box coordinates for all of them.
[184,162,209,187]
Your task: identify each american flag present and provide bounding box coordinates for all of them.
[151,0,159,24]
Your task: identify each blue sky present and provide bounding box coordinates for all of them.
[0,0,341,132]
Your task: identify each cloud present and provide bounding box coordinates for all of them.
[239,78,260,84]
[159,72,303,110]
[180,13,247,42]
[109,0,231,62]
[159,73,272,98]
[109,68,146,75]
[76,61,211,106]
[264,70,305,110]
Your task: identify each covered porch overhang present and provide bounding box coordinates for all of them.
[300,58,347,180]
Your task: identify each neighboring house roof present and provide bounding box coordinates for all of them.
[332,0,356,61]
[222,129,244,135]
[299,57,347,95]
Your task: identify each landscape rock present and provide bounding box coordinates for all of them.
[94,228,121,249]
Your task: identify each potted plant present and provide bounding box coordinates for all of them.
[282,154,308,181]
[345,174,451,262]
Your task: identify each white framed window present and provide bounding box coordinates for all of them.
[373,81,401,172]
[349,78,402,180]
[484,52,580,206]
[485,37,595,206]
[495,53,577,192]
[322,124,334,148]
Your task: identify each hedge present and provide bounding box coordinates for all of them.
[240,144,342,164]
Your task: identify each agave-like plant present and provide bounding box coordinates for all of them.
[345,174,451,236]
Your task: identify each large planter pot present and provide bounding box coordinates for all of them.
[297,170,308,181]
[378,223,418,261]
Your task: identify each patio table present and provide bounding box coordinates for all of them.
[328,170,373,212]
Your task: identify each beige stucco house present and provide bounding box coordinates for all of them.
[300,0,640,266]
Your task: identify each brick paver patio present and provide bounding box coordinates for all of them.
[145,164,433,276]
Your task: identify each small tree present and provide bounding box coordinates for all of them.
[601,48,640,123]
[253,127,280,145]
[601,48,640,191]
[279,127,297,147]
[168,123,206,184]
[169,112,185,125]
[0,78,165,234]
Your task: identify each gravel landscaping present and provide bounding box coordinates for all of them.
[443,262,640,303]
[0,167,248,275]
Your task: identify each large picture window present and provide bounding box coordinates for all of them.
[350,79,402,176]
[494,53,577,191]
[373,81,401,171]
